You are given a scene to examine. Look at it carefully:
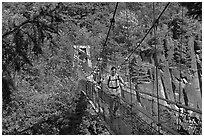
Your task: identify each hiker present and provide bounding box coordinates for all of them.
[106,66,126,117]
[92,68,102,112]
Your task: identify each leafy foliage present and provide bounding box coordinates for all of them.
[2,3,65,73]
[2,2,202,135]
[180,2,202,21]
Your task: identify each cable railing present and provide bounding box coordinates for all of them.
[79,79,160,134]
[79,78,180,134]
[122,85,202,114]
[78,60,202,135]
[75,2,202,135]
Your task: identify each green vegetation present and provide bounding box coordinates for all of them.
[2,2,202,135]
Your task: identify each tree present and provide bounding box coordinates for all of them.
[2,2,65,72]
[2,2,66,104]
[180,2,202,21]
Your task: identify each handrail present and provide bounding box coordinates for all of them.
[82,68,201,135]
[138,90,202,114]
[99,86,180,135]
[122,86,202,114]
[83,67,202,115]
[82,73,202,135]
[139,95,180,113]
[120,85,180,113]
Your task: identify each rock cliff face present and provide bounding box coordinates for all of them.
[131,36,202,114]
[97,33,202,134]
[128,35,202,135]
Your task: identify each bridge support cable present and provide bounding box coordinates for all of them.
[79,71,178,134]
[128,59,134,134]
[151,2,155,128]
[97,2,119,130]
[122,85,202,114]
[77,2,201,135]
[125,5,134,134]
[118,2,170,68]
[113,89,179,134]
[177,4,184,133]
[152,2,161,132]
[101,2,119,69]
[121,86,201,134]
[80,2,119,80]
[80,61,201,135]
[78,74,183,135]
[104,2,119,47]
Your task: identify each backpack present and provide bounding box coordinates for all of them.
[107,75,120,89]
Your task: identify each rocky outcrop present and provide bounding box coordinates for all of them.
[133,35,202,118]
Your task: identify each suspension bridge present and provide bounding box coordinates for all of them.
[74,2,202,135]
[14,2,202,135]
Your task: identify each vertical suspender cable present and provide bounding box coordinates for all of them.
[101,2,119,67]
[111,7,121,131]
[151,3,155,119]
[100,2,118,73]
[97,60,101,115]
[99,2,118,117]
[118,3,170,68]
[87,2,119,78]
[112,12,117,67]
[126,6,134,133]
[178,4,184,131]
[129,58,134,134]
[153,2,160,132]
[125,6,128,84]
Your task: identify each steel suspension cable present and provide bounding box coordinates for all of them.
[101,2,118,66]
[95,2,119,71]
[81,4,119,119]
[104,2,119,47]
[151,2,155,123]
[84,2,119,79]
[125,6,134,133]
[178,4,184,131]
[82,2,170,81]
[112,16,117,67]
[118,2,170,68]
[99,2,119,124]
[151,3,155,119]
[152,2,160,132]
[129,59,134,134]
[87,2,169,82]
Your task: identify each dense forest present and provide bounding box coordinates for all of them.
[2,2,202,135]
